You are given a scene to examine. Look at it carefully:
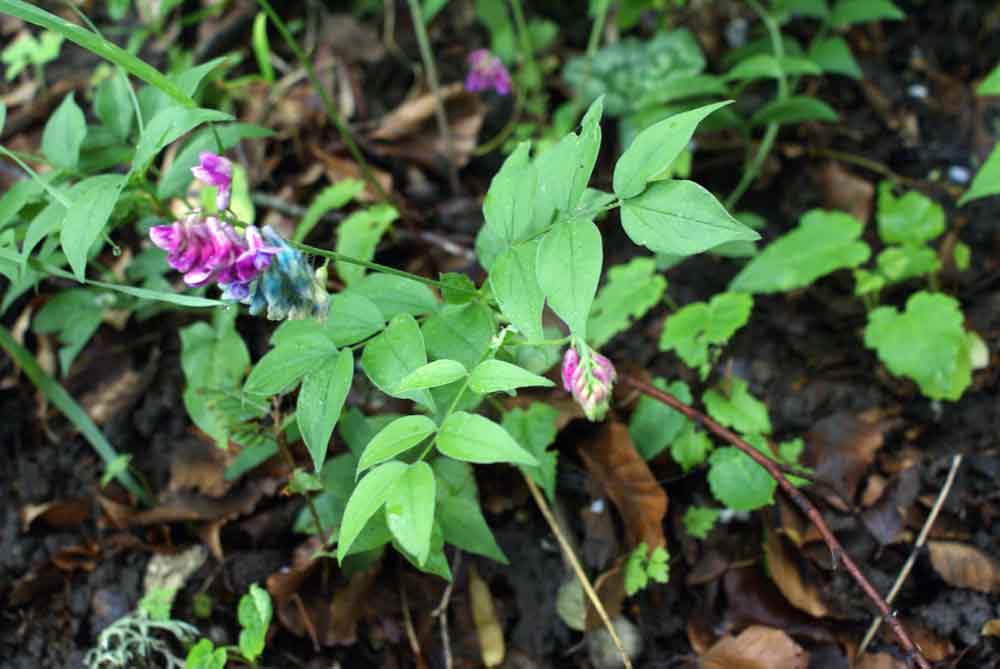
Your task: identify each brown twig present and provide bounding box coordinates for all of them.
[855,454,963,664]
[620,375,931,669]
[431,551,461,669]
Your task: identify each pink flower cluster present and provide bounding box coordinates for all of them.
[191,151,233,212]
[149,216,278,299]
[562,344,617,421]
[465,49,512,96]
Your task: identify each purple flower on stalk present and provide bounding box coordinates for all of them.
[191,152,233,212]
[562,343,617,421]
[465,49,512,95]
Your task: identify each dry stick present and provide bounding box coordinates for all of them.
[521,472,634,669]
[431,552,462,669]
[855,454,964,664]
[620,375,931,669]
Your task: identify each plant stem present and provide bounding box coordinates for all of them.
[620,375,932,669]
[0,146,71,207]
[725,0,787,211]
[405,0,460,194]
[509,0,539,85]
[586,0,611,58]
[254,0,390,203]
[291,240,478,296]
[271,402,328,542]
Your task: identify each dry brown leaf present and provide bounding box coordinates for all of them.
[20,498,89,532]
[310,146,393,202]
[699,626,809,669]
[723,568,835,644]
[763,527,830,618]
[928,541,1000,593]
[469,563,505,667]
[578,421,668,550]
[855,653,907,669]
[981,619,1000,636]
[814,161,874,224]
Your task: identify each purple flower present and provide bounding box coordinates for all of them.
[562,343,617,421]
[191,152,233,212]
[465,49,511,96]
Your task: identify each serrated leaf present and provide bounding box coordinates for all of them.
[490,241,545,340]
[808,36,861,79]
[297,348,353,472]
[629,379,692,460]
[42,93,86,171]
[958,142,1000,206]
[864,291,971,401]
[703,378,772,436]
[60,174,126,281]
[437,411,538,465]
[613,100,732,199]
[671,427,713,472]
[877,183,945,245]
[750,96,838,125]
[398,359,468,392]
[360,313,435,411]
[707,447,776,510]
[501,403,559,502]
[620,180,760,256]
[468,359,554,394]
[659,292,752,377]
[237,584,272,661]
[337,461,409,561]
[830,0,904,27]
[683,506,720,539]
[384,461,435,565]
[357,415,437,474]
[587,257,667,347]
[729,209,870,293]
[536,218,603,337]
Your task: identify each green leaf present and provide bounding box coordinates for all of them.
[629,378,692,460]
[173,57,228,98]
[707,447,776,510]
[864,291,971,401]
[245,325,337,396]
[185,640,227,669]
[438,273,477,305]
[703,378,771,436]
[771,0,829,21]
[384,461,436,565]
[954,242,971,271]
[132,106,233,176]
[620,180,759,256]
[437,411,538,465]
[490,241,545,340]
[535,98,603,224]
[624,543,650,596]
[139,586,176,621]
[94,75,134,142]
[0,101,6,135]
[536,217,603,337]
[587,257,666,348]
[42,93,86,171]
[808,36,861,79]
[977,63,1000,96]
[357,415,437,474]
[958,142,1000,206]
[501,403,559,502]
[724,55,821,82]
[60,174,126,281]
[337,460,409,561]
[360,313,435,411]
[613,100,732,199]
[729,209,870,293]
[237,584,272,661]
[683,506,720,539]
[476,142,539,270]
[398,359,468,392]
[659,292,752,377]
[293,179,366,243]
[829,0,904,27]
[324,291,385,346]
[876,245,939,282]
[434,458,507,563]
[252,12,274,82]
[750,96,838,125]
[421,302,496,371]
[671,427,712,472]
[297,348,353,472]
[336,204,398,286]
[353,273,438,319]
[33,288,103,375]
[877,183,945,245]
[468,359,554,394]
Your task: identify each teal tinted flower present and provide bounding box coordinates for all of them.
[238,226,329,321]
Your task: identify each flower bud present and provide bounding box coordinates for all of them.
[191,152,233,212]
[562,343,617,421]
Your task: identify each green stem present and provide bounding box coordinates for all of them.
[508,335,570,347]
[254,0,390,203]
[0,146,71,207]
[509,0,540,85]
[725,0,787,211]
[586,0,611,57]
[405,0,460,193]
[291,241,478,295]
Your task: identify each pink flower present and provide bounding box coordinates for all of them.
[191,152,233,212]
[561,344,617,421]
[465,49,511,96]
[149,216,275,289]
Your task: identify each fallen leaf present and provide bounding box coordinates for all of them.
[20,498,89,532]
[860,467,920,546]
[469,563,505,667]
[814,161,874,224]
[584,561,627,632]
[855,653,906,669]
[763,527,830,618]
[699,625,809,669]
[578,421,668,550]
[723,567,834,644]
[310,146,393,202]
[52,541,101,573]
[981,619,1000,636]
[928,541,1000,593]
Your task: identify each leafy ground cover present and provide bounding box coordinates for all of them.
[0,1,998,668]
